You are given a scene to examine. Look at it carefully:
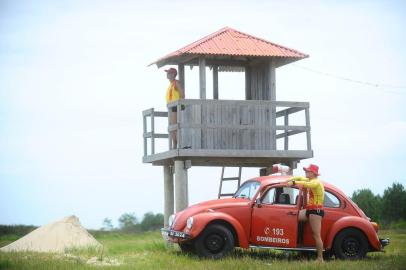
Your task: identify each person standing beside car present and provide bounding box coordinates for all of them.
[287,164,325,262]
[165,67,184,149]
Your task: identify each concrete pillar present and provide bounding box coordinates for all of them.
[163,165,174,227]
[174,160,189,212]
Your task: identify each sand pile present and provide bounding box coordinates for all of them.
[0,215,102,253]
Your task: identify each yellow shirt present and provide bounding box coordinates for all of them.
[166,81,180,104]
[290,176,324,209]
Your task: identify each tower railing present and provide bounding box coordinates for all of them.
[142,99,311,158]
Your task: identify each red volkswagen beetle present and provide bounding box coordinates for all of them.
[162,173,389,259]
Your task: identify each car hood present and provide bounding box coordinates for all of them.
[171,198,250,230]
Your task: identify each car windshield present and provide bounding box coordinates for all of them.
[233,180,260,200]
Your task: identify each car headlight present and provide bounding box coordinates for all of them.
[186,217,194,229]
[168,214,175,227]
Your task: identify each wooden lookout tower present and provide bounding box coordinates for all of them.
[142,27,312,226]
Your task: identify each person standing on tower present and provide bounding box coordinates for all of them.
[165,68,184,149]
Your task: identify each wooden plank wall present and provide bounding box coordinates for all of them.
[249,62,273,100]
[179,102,272,150]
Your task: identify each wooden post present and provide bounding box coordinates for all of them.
[178,64,185,95]
[245,66,251,100]
[199,56,206,99]
[269,60,276,150]
[213,65,218,100]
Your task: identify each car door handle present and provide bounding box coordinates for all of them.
[287,211,297,216]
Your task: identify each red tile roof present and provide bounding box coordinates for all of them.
[151,27,308,67]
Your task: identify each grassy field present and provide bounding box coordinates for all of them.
[0,230,405,270]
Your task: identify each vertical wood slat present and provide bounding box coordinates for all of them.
[143,113,147,156]
[232,106,237,149]
[181,105,187,148]
[249,105,254,149]
[192,104,196,149]
[177,105,181,149]
[201,104,206,149]
[255,105,259,149]
[199,57,206,99]
[213,65,218,100]
[190,104,195,149]
[197,104,202,149]
[262,63,267,100]
[260,106,265,150]
[208,104,213,149]
[265,107,271,150]
[168,108,172,150]
[221,104,225,149]
[251,66,257,100]
[245,66,251,100]
[284,110,289,150]
[217,103,221,149]
[151,109,155,154]
[305,107,312,150]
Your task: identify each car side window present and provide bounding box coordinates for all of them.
[324,190,341,208]
[261,188,276,204]
[261,187,299,205]
[234,181,260,199]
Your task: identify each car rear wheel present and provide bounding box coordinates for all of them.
[194,224,234,259]
[333,228,368,260]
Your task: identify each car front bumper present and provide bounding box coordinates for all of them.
[161,228,190,242]
[379,238,390,249]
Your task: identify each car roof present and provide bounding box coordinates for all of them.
[249,174,348,199]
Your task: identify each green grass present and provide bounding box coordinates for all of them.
[0,230,405,270]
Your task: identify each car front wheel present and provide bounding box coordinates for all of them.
[333,228,368,259]
[194,224,234,259]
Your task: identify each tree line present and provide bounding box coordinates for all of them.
[101,212,163,232]
[100,182,406,232]
[351,182,406,227]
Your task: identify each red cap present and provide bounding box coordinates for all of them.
[303,164,320,176]
[165,67,177,76]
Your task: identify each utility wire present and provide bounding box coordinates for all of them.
[292,64,406,95]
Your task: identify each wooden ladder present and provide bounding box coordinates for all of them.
[218,167,242,199]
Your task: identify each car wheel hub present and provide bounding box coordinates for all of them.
[205,234,225,253]
[342,237,360,257]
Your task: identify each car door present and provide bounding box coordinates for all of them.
[302,188,347,246]
[250,185,300,248]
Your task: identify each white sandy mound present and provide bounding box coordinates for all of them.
[0,215,102,253]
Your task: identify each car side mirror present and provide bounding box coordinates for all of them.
[255,198,262,208]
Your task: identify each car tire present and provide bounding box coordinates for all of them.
[194,224,235,259]
[179,241,195,254]
[333,228,368,260]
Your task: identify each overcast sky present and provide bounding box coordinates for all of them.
[1,0,405,229]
